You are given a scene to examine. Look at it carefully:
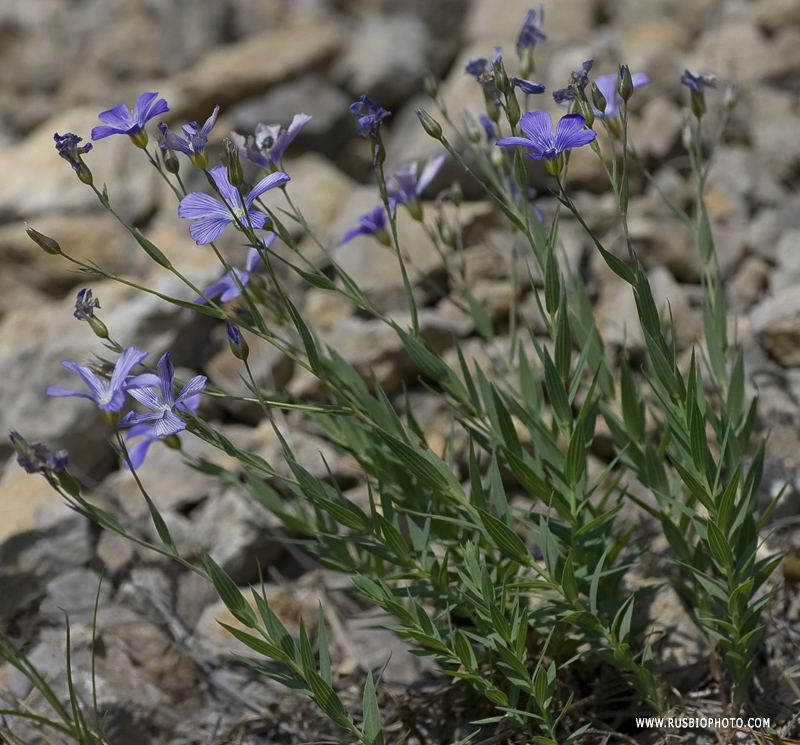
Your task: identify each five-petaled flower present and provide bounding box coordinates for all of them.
[121,352,206,438]
[339,205,392,246]
[158,106,220,169]
[47,347,151,413]
[91,92,169,148]
[496,111,596,176]
[387,154,447,221]
[195,239,273,304]
[178,165,290,245]
[231,114,312,171]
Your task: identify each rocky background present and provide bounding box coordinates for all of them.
[1,0,800,743]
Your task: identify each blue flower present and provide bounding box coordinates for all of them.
[122,392,199,470]
[10,432,70,475]
[231,113,312,170]
[47,347,151,413]
[339,205,391,246]
[178,166,290,245]
[517,6,546,52]
[680,70,716,93]
[157,106,220,169]
[511,78,546,95]
[552,60,594,105]
[91,92,169,147]
[120,352,206,438]
[387,154,447,219]
[590,72,651,118]
[195,239,273,304]
[54,133,92,172]
[497,111,596,175]
[479,115,497,143]
[350,96,390,139]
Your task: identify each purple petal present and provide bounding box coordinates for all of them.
[46,387,95,402]
[245,246,263,273]
[176,375,207,405]
[98,390,127,413]
[417,154,447,194]
[120,410,160,427]
[60,361,106,401]
[177,393,200,414]
[631,73,651,90]
[392,163,418,203]
[245,171,291,208]
[199,105,220,140]
[178,192,229,220]
[209,166,242,210]
[109,348,149,394]
[91,125,124,141]
[594,75,620,114]
[554,114,595,152]
[124,437,155,470]
[339,226,368,245]
[127,386,163,411]
[153,410,186,438]
[159,124,193,156]
[156,352,175,406]
[245,210,268,230]
[496,135,539,148]
[190,218,232,245]
[96,104,134,130]
[145,98,170,123]
[132,92,158,126]
[518,111,555,151]
[202,276,236,300]
[126,373,161,390]
[127,423,157,439]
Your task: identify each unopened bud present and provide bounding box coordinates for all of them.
[506,90,521,128]
[578,97,594,129]
[227,322,249,361]
[161,146,180,174]
[26,225,63,255]
[423,73,439,101]
[57,470,82,497]
[618,65,634,102]
[87,315,109,339]
[223,138,243,187]
[417,109,443,141]
[723,84,739,112]
[450,180,463,207]
[590,81,607,115]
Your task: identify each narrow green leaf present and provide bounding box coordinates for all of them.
[698,204,714,264]
[202,555,257,628]
[465,288,494,341]
[706,520,734,571]
[561,553,578,605]
[362,673,384,745]
[132,227,172,268]
[565,424,586,487]
[479,509,529,564]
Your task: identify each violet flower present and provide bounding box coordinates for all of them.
[178,166,289,245]
[47,347,151,413]
[231,113,312,170]
[73,289,100,320]
[121,352,206,438]
[511,78,546,95]
[517,6,546,53]
[195,238,274,304]
[122,392,199,470]
[91,92,169,148]
[387,154,447,220]
[158,105,220,169]
[496,111,596,175]
[350,96,390,139]
[340,205,392,246]
[54,133,92,173]
[552,60,594,105]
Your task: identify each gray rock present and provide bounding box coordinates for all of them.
[39,567,112,625]
[750,285,800,367]
[771,230,800,295]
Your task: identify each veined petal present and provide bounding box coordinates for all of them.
[156,352,175,406]
[554,114,594,153]
[245,246,263,273]
[245,171,291,207]
[206,166,241,211]
[126,373,161,390]
[120,410,160,427]
[154,410,186,438]
[519,111,555,151]
[202,276,236,300]
[496,135,540,148]
[132,92,158,125]
[245,210,268,230]
[97,104,134,129]
[124,437,155,470]
[158,124,193,155]
[199,105,220,140]
[109,348,149,393]
[126,423,157,439]
[46,387,95,402]
[145,98,170,122]
[288,113,312,138]
[91,125,125,140]
[98,389,127,413]
[176,375,207,405]
[60,361,107,401]
[189,218,232,245]
[128,387,163,411]
[417,154,448,193]
[178,192,230,220]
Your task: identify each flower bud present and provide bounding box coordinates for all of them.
[723,84,739,112]
[164,434,182,450]
[505,90,521,128]
[590,81,607,115]
[161,145,180,174]
[57,470,82,497]
[450,180,463,207]
[423,73,439,101]
[26,225,63,255]
[223,138,243,187]
[417,109,443,141]
[87,315,109,340]
[618,65,634,102]
[227,322,250,361]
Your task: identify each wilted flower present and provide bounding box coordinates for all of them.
[91,92,169,148]
[511,78,546,95]
[497,111,596,175]
[158,105,220,169]
[195,239,273,304]
[466,50,504,115]
[552,60,594,105]
[178,166,289,245]
[339,205,392,246]
[54,133,93,184]
[350,96,390,139]
[517,6,546,53]
[73,289,100,320]
[47,347,151,413]
[681,69,717,118]
[231,113,312,170]
[121,352,206,438]
[10,432,70,475]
